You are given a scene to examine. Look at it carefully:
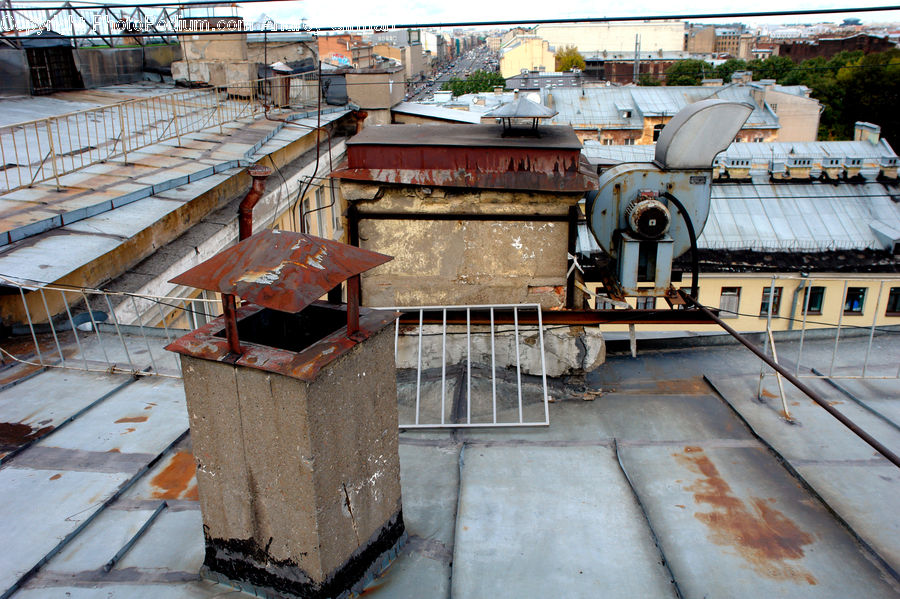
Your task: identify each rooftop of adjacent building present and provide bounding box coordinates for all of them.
[0,327,897,597]
[0,81,350,292]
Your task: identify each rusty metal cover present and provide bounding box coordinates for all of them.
[169,229,392,313]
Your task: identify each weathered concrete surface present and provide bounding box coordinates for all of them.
[452,445,679,599]
[179,326,402,594]
[344,183,581,309]
[395,324,604,377]
[619,444,900,598]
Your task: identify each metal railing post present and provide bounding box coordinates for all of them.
[44,120,60,190]
[863,280,884,377]
[170,95,182,146]
[117,104,128,164]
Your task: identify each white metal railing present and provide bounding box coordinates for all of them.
[3,283,551,429]
[1,278,220,378]
[0,74,320,193]
[376,304,551,429]
[754,275,900,418]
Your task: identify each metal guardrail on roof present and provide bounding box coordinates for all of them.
[0,73,320,194]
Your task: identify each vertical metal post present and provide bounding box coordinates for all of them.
[537,307,549,425]
[39,288,65,367]
[863,280,884,377]
[767,329,790,420]
[81,290,110,368]
[104,293,136,373]
[221,294,242,356]
[415,309,423,426]
[18,285,44,366]
[130,295,159,374]
[829,280,848,377]
[215,88,223,134]
[566,206,578,309]
[490,306,496,424]
[170,96,181,146]
[117,104,128,164]
[513,306,523,424]
[156,300,180,374]
[466,307,471,425]
[393,317,399,362]
[441,308,446,425]
[44,120,60,190]
[796,277,813,376]
[60,291,89,371]
[346,275,360,337]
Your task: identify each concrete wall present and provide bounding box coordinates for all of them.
[0,48,30,96]
[535,22,686,53]
[246,41,314,65]
[765,88,820,142]
[346,69,405,109]
[341,182,579,309]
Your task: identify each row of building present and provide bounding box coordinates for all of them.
[497,21,898,83]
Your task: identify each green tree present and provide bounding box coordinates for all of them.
[555,45,586,72]
[664,59,709,85]
[638,73,661,86]
[715,58,747,82]
[746,55,795,81]
[441,70,506,96]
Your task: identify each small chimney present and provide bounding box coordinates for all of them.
[166,231,405,599]
[513,88,519,100]
[494,86,504,95]
[854,121,881,144]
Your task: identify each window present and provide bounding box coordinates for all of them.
[759,286,783,316]
[844,287,866,314]
[719,287,741,318]
[887,287,900,316]
[624,138,635,146]
[315,186,326,237]
[602,137,613,145]
[652,123,665,142]
[635,296,657,309]
[770,103,777,113]
[803,286,825,314]
[753,136,763,143]
[595,288,617,310]
[300,198,311,232]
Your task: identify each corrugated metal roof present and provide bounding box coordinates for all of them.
[392,102,483,124]
[701,181,900,251]
[544,85,778,131]
[581,144,655,165]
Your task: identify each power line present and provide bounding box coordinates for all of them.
[2,5,900,39]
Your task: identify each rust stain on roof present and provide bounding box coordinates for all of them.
[674,446,817,585]
[0,422,53,452]
[115,416,148,424]
[150,451,198,500]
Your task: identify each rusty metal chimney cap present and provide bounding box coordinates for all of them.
[169,229,392,314]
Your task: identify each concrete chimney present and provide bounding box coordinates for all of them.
[166,231,405,599]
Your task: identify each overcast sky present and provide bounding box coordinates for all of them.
[236,0,900,30]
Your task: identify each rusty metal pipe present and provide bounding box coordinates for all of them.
[680,290,900,469]
[221,293,242,356]
[238,165,273,241]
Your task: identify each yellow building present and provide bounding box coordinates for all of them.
[499,36,555,79]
